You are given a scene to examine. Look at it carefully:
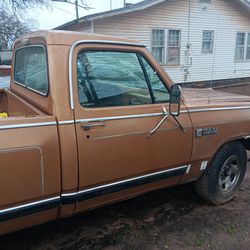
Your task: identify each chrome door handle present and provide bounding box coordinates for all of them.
[82,122,106,131]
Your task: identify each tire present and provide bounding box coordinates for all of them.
[195,142,247,205]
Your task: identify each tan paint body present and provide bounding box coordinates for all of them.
[0,30,250,234]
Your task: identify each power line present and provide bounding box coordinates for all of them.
[51,4,76,16]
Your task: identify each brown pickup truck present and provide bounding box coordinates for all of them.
[0,30,250,235]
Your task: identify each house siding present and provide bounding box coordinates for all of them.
[76,0,250,83]
[65,22,91,32]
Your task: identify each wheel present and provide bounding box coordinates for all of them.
[195,142,247,205]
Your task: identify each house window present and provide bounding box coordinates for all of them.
[235,32,250,62]
[167,30,181,65]
[151,29,181,65]
[151,29,165,64]
[236,33,246,61]
[246,33,250,60]
[202,31,214,54]
[199,0,212,4]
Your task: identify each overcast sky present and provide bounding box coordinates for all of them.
[28,0,140,30]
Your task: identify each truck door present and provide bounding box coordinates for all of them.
[71,44,192,209]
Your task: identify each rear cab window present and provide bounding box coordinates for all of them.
[14,46,49,95]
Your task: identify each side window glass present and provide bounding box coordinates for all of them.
[141,56,170,103]
[14,46,48,95]
[77,51,152,108]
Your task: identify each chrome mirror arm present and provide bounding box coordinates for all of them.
[148,106,169,138]
[172,116,186,133]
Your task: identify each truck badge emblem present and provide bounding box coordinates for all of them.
[195,128,218,138]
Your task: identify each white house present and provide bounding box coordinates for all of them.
[56,0,250,84]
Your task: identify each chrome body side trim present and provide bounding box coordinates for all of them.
[188,106,250,113]
[76,112,163,123]
[77,165,188,196]
[2,106,248,131]
[69,40,145,110]
[0,196,60,214]
[0,165,190,219]
[61,192,78,197]
[58,120,75,125]
[69,40,76,110]
[61,165,189,199]
[0,121,57,130]
[59,111,189,125]
[61,165,190,204]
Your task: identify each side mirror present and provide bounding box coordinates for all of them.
[169,85,181,116]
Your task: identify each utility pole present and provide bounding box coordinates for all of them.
[52,0,90,21]
[75,0,79,19]
[110,0,112,10]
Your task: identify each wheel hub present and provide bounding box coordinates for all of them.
[219,155,240,193]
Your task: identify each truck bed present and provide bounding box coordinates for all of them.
[0,89,44,118]
[0,88,61,229]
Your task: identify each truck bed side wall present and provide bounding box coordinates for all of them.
[0,116,61,234]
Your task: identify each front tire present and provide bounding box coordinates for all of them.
[195,142,247,205]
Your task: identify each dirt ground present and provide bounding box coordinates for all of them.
[1,84,250,250]
[215,83,250,96]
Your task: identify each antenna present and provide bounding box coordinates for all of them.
[209,14,220,103]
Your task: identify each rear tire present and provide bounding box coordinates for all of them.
[195,142,247,205]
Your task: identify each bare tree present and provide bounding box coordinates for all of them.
[2,0,49,12]
[2,0,90,12]
[0,9,36,49]
[0,0,90,49]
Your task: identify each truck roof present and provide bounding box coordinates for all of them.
[17,30,144,47]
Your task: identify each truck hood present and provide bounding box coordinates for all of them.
[182,88,250,110]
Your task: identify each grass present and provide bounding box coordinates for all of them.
[224,225,240,235]
[194,234,204,247]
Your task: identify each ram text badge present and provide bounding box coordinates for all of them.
[195,128,218,138]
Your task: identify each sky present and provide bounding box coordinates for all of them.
[28,0,141,30]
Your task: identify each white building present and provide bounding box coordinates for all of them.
[56,0,250,84]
